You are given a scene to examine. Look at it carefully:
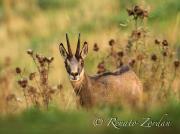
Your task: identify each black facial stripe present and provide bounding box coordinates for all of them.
[65,60,71,73]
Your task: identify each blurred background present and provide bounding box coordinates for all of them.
[0,0,180,133]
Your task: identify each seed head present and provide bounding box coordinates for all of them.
[151,54,157,61]
[93,43,99,52]
[143,10,148,18]
[57,84,63,90]
[162,51,167,57]
[117,51,124,57]
[119,61,124,67]
[109,39,115,46]
[36,54,40,60]
[134,5,143,16]
[137,54,144,61]
[6,94,16,102]
[84,41,88,45]
[155,39,160,45]
[126,9,134,16]
[15,67,21,74]
[47,57,54,63]
[162,39,168,46]
[18,78,28,88]
[29,72,36,80]
[129,59,136,67]
[174,60,180,68]
[28,86,37,94]
[48,89,56,94]
[97,61,106,74]
[27,49,33,55]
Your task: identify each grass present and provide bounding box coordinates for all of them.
[37,0,79,10]
[149,0,180,21]
[0,100,180,134]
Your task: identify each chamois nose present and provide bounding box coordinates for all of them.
[71,72,78,77]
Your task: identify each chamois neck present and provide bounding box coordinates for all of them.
[70,73,93,108]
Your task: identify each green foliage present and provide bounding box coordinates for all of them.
[1,102,180,134]
[118,0,137,9]
[149,0,180,21]
[108,11,128,28]
[79,22,96,33]
[37,0,79,10]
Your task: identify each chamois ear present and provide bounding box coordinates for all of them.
[59,43,68,60]
[80,42,88,59]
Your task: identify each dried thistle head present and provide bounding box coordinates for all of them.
[126,9,134,16]
[155,39,160,45]
[6,94,16,102]
[46,57,54,63]
[151,54,157,62]
[127,5,148,19]
[36,54,46,66]
[29,72,36,80]
[48,89,56,95]
[162,39,168,47]
[137,54,144,61]
[15,67,21,74]
[117,51,124,58]
[93,43,99,52]
[119,61,124,67]
[27,49,33,55]
[57,84,63,91]
[4,56,11,67]
[97,61,106,74]
[174,60,180,69]
[129,59,136,67]
[18,78,28,88]
[109,39,115,47]
[162,51,167,57]
[28,86,37,94]
[134,5,143,15]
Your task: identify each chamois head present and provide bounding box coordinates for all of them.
[59,33,88,81]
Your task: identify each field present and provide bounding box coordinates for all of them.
[0,0,180,133]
